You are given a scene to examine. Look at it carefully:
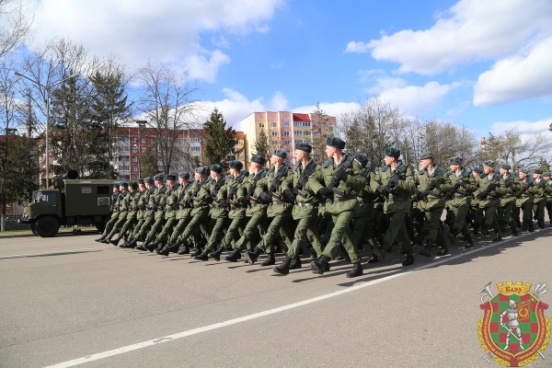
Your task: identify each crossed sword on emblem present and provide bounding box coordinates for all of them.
[481,282,548,363]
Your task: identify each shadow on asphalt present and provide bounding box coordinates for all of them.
[0,250,102,260]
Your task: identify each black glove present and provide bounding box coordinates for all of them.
[514,190,523,198]
[298,176,308,187]
[317,187,333,198]
[283,189,295,203]
[238,196,249,205]
[269,185,277,192]
[339,170,348,181]
[413,190,423,201]
[430,177,441,189]
[259,192,272,204]
[504,179,513,188]
[389,175,400,188]
[376,185,389,197]
[218,199,228,207]
[186,197,193,206]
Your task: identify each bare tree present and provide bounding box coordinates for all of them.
[135,62,199,174]
[0,0,32,59]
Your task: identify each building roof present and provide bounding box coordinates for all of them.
[293,113,311,122]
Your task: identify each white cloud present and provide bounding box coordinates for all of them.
[24,0,283,82]
[473,36,552,106]
[492,117,552,135]
[268,91,289,111]
[348,0,552,75]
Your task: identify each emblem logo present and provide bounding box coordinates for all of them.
[478,282,550,367]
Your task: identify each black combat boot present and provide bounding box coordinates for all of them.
[310,255,330,275]
[289,257,302,269]
[436,245,449,256]
[402,251,414,266]
[99,237,111,244]
[177,244,190,255]
[273,257,292,275]
[135,242,148,251]
[210,246,224,261]
[447,230,457,245]
[419,242,432,257]
[492,231,502,242]
[464,233,474,248]
[510,225,518,236]
[225,248,241,262]
[95,235,107,242]
[126,239,138,249]
[346,263,363,278]
[245,247,263,265]
[538,219,545,229]
[109,237,121,246]
[194,249,210,261]
[528,221,534,232]
[260,253,275,266]
[367,255,380,263]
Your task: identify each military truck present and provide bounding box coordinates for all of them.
[21,170,118,237]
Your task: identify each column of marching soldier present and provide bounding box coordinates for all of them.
[95,137,552,278]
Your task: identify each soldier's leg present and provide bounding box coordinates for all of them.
[257,215,285,254]
[320,211,354,260]
[135,216,154,241]
[101,215,118,237]
[106,216,127,239]
[351,213,370,250]
[204,217,228,251]
[234,213,262,250]
[221,217,245,248]
[144,218,164,244]
[167,218,190,245]
[546,201,552,227]
[155,218,176,244]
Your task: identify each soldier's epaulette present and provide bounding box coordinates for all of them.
[418,169,426,175]
[323,159,333,168]
[434,166,445,175]
[396,162,408,173]
[445,169,453,175]
[461,168,470,178]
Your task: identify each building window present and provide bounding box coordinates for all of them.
[271,131,278,137]
[132,166,138,172]
[259,123,265,128]
[272,140,278,145]
[141,147,146,153]
[191,138,200,144]
[132,137,137,143]
[284,131,290,136]
[119,165,130,171]
[271,122,277,128]
[191,147,201,152]
[141,137,147,144]
[283,122,289,127]
[151,138,155,144]
[132,156,138,162]
[284,140,290,145]
[132,146,138,153]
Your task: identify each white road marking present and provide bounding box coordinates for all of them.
[0,249,100,260]
[44,229,548,368]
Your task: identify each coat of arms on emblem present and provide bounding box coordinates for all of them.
[478,282,550,367]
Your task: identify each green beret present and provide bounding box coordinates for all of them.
[483,160,495,168]
[419,152,433,160]
[500,163,511,170]
[195,166,209,175]
[153,174,164,181]
[229,160,243,170]
[296,143,312,153]
[129,181,138,190]
[449,157,462,165]
[251,155,266,165]
[519,168,528,174]
[533,168,543,175]
[354,152,368,168]
[273,149,287,159]
[179,172,190,180]
[144,177,154,184]
[543,172,551,177]
[137,178,145,185]
[113,183,120,189]
[472,167,483,175]
[383,146,400,158]
[166,174,177,181]
[326,137,345,150]
[119,182,128,188]
[210,164,223,174]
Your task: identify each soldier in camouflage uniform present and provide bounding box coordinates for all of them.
[100,182,130,243]
[474,161,503,242]
[95,184,120,242]
[109,181,140,246]
[273,144,323,275]
[246,149,294,266]
[309,137,366,278]
[532,169,547,229]
[370,147,416,267]
[496,164,518,236]
[124,177,155,248]
[120,179,147,248]
[195,165,229,260]
[175,167,211,255]
[157,172,193,255]
[150,174,181,251]
[208,160,248,261]
[414,153,450,257]
[543,172,552,227]
[444,157,476,248]
[136,174,167,251]
[225,155,269,262]
[514,168,535,232]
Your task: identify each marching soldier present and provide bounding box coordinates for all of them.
[120,179,146,248]
[101,182,130,243]
[209,160,248,260]
[225,155,269,262]
[273,144,324,275]
[497,164,518,236]
[195,165,229,260]
[157,172,193,255]
[245,149,294,266]
[514,168,535,232]
[543,172,552,227]
[309,137,366,278]
[150,174,181,251]
[474,161,502,242]
[370,147,416,267]
[137,174,167,251]
[109,181,140,246]
[125,177,155,248]
[444,157,476,248]
[414,153,449,257]
[95,183,121,242]
[532,169,547,229]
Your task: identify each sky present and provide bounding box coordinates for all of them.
[17,0,552,140]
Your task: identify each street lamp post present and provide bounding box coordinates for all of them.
[14,72,77,189]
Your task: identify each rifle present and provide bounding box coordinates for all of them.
[319,155,354,199]
[477,177,500,200]
[377,163,407,199]
[292,159,317,198]
[515,181,532,198]
[418,171,444,201]
[446,177,467,200]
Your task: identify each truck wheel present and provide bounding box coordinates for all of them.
[35,216,60,238]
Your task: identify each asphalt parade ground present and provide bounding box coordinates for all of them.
[1,228,551,368]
